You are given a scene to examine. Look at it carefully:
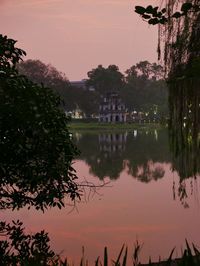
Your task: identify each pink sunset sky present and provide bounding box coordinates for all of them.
[1,0,159,80]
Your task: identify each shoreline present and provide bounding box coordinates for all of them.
[68,121,166,131]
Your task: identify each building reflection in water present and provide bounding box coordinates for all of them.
[99,132,127,154]
[133,129,137,138]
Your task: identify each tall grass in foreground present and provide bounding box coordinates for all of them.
[52,240,200,266]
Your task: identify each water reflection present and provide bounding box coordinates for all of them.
[1,129,197,211]
[73,129,199,206]
[2,129,200,264]
[74,130,169,182]
[133,161,165,183]
[167,78,200,207]
[99,132,127,153]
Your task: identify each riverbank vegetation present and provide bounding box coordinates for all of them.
[0,222,199,266]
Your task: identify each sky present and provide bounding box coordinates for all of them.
[1,0,159,80]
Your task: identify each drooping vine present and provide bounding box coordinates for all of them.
[135,1,200,200]
[135,1,200,76]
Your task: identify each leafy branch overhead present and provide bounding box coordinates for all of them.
[135,3,200,25]
[0,35,26,77]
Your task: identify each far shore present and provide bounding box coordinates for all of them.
[68,121,167,131]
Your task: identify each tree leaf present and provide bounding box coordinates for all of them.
[181,3,193,13]
[172,12,182,18]
[148,18,159,25]
[142,14,151,19]
[145,5,154,14]
[135,6,146,15]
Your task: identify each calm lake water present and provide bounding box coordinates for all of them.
[2,129,200,264]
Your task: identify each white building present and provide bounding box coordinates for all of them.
[99,92,127,123]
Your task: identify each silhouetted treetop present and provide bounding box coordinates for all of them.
[86,64,124,94]
[17,59,69,88]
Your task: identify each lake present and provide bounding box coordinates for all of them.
[2,128,200,264]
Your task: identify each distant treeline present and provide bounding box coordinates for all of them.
[17,60,168,118]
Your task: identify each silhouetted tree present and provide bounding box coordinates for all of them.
[86,64,124,94]
[0,220,55,265]
[17,59,73,109]
[0,34,80,210]
[17,59,68,87]
[120,61,168,115]
[18,59,99,116]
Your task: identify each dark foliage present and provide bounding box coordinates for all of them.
[86,64,124,94]
[85,62,168,118]
[120,61,168,116]
[135,1,200,181]
[0,34,80,211]
[135,3,200,25]
[0,220,56,265]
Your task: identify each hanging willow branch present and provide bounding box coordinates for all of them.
[135,0,200,77]
[135,1,200,188]
[158,1,200,182]
[158,0,200,77]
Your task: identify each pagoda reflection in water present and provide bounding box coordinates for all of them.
[99,132,127,154]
